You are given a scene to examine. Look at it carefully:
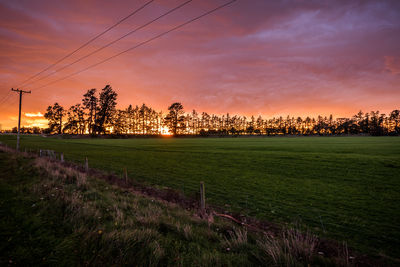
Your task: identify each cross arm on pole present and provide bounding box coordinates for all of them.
[11,88,31,94]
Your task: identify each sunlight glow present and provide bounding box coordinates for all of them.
[161,126,172,135]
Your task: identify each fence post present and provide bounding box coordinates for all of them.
[200,181,206,212]
[124,167,128,183]
[39,149,42,157]
[85,157,89,172]
[60,153,64,163]
[319,215,326,233]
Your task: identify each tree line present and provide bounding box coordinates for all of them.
[40,85,400,136]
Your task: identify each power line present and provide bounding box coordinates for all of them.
[2,1,156,111]
[0,90,13,106]
[24,0,194,87]
[0,90,15,111]
[1,94,24,112]
[17,0,155,88]
[32,0,237,91]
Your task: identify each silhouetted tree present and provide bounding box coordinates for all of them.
[82,88,98,134]
[139,104,149,134]
[95,85,118,134]
[43,85,400,137]
[44,102,65,134]
[113,109,128,134]
[369,111,382,135]
[390,110,400,134]
[165,102,184,135]
[64,104,85,134]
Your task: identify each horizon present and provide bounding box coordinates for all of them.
[1,0,400,129]
[0,87,396,131]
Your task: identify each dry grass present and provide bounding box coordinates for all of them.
[135,206,163,226]
[182,224,192,240]
[113,205,124,224]
[34,157,87,188]
[223,227,248,252]
[257,228,318,266]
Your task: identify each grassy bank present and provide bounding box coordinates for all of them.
[0,147,370,266]
[0,135,399,259]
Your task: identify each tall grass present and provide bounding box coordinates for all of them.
[256,228,318,266]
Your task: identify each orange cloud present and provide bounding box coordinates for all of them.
[25,118,48,128]
[25,112,44,117]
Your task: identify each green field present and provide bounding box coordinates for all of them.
[1,135,399,258]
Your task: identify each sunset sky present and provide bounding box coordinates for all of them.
[0,0,399,129]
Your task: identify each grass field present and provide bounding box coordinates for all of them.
[1,135,399,259]
[1,148,364,266]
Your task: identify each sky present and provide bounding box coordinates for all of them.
[0,0,399,129]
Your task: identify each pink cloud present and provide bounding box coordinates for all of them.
[0,0,400,129]
[385,56,400,75]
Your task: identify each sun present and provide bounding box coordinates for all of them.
[160,126,172,136]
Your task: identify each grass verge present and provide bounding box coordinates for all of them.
[0,146,393,266]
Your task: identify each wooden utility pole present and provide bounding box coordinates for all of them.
[11,88,31,151]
